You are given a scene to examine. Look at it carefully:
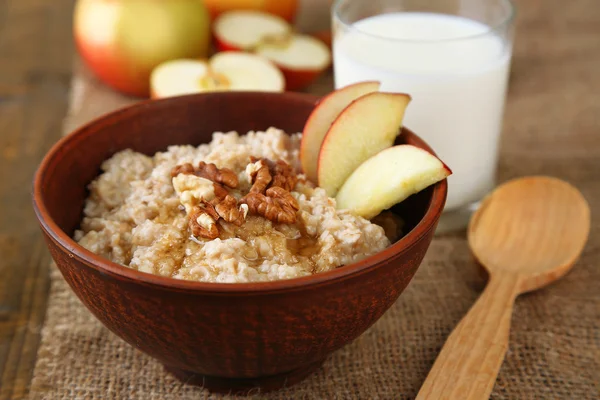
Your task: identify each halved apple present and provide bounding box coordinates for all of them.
[317,92,411,197]
[213,10,291,52]
[300,81,381,183]
[255,34,331,91]
[213,10,331,90]
[336,145,451,219]
[150,52,285,98]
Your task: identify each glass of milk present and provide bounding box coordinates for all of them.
[332,0,515,232]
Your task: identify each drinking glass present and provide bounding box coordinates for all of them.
[332,0,515,232]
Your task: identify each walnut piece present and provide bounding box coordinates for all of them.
[212,183,229,201]
[197,161,238,188]
[266,186,299,211]
[242,157,300,224]
[246,157,297,193]
[271,160,298,192]
[189,206,219,239]
[171,163,195,177]
[242,192,297,224]
[172,174,216,213]
[215,195,248,226]
[202,202,220,221]
[171,161,239,189]
[246,159,272,194]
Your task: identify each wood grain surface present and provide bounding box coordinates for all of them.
[0,1,74,399]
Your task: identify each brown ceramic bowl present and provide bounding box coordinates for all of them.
[33,92,447,394]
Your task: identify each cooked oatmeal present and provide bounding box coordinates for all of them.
[74,128,395,283]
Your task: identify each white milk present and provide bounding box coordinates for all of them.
[334,12,511,211]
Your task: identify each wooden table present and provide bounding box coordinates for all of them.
[0,1,74,399]
[1,0,599,398]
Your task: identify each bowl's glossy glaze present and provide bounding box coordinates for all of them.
[33,92,447,394]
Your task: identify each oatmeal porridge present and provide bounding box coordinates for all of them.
[74,128,400,283]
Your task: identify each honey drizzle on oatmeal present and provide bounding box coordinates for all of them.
[215,215,319,273]
[285,221,319,272]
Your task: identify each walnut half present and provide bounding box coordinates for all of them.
[246,157,298,193]
[270,159,298,192]
[215,195,248,226]
[266,186,299,211]
[196,161,239,188]
[241,192,297,224]
[189,206,219,239]
[246,159,272,194]
[171,161,239,189]
[242,158,300,224]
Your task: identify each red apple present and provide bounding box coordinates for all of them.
[203,0,299,23]
[213,11,331,91]
[150,52,285,99]
[74,0,211,97]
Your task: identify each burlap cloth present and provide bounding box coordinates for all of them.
[28,1,600,398]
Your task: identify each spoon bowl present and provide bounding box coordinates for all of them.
[417,176,590,400]
[469,176,591,292]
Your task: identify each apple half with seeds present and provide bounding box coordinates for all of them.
[150,52,284,98]
[213,10,331,90]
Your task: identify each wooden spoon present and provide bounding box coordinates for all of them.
[416,176,590,400]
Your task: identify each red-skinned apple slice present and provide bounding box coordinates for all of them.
[150,52,284,98]
[301,81,381,183]
[335,145,451,219]
[317,92,411,197]
[213,10,331,90]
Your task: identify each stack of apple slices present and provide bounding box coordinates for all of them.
[213,10,331,91]
[300,82,452,219]
[150,52,285,99]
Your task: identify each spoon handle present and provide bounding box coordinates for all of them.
[416,273,521,400]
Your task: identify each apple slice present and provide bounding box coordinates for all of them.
[300,81,381,183]
[336,145,452,219]
[213,10,331,90]
[213,10,291,52]
[317,92,411,197]
[150,52,284,98]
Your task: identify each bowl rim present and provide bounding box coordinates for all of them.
[33,91,447,295]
